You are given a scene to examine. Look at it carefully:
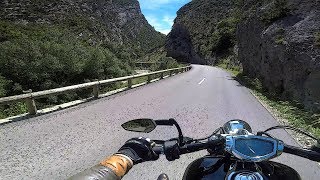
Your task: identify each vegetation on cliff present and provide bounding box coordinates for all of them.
[0,0,170,118]
[166,0,236,64]
[168,0,320,139]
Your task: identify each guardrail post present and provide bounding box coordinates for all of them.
[23,89,37,115]
[160,72,164,79]
[25,97,37,115]
[169,70,172,76]
[147,74,151,83]
[128,78,132,88]
[93,83,99,98]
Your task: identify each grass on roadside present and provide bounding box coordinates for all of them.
[217,62,320,140]
[216,57,242,76]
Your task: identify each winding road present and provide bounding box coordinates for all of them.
[0,65,319,179]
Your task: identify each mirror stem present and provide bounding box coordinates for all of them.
[169,118,184,145]
[154,119,184,145]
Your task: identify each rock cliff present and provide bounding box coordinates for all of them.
[167,0,320,111]
[237,0,320,111]
[165,0,234,64]
[0,0,164,54]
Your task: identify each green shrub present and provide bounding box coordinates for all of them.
[0,102,28,119]
[275,35,285,45]
[0,75,10,97]
[209,17,239,56]
[0,20,134,118]
[217,55,242,76]
[260,0,290,24]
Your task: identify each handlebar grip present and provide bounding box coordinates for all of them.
[284,144,320,162]
[152,146,164,155]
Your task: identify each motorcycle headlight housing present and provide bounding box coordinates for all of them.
[225,135,284,162]
[223,120,252,135]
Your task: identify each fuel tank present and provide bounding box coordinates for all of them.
[182,156,301,180]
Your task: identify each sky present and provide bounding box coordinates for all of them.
[138,0,191,35]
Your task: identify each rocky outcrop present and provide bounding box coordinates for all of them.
[237,0,320,111]
[165,0,233,64]
[165,24,203,64]
[0,0,164,53]
[167,0,319,111]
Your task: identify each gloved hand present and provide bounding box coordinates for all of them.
[117,137,159,164]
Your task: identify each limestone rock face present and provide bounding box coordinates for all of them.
[237,0,320,111]
[165,24,203,64]
[165,0,233,64]
[0,0,164,52]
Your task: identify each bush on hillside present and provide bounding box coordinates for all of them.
[209,17,239,56]
[0,21,134,118]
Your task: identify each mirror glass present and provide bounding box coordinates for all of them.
[121,119,156,133]
[223,119,252,135]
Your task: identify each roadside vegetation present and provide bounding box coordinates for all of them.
[217,59,320,140]
[0,20,178,119]
[0,21,132,118]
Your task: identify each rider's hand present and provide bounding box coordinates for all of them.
[116,137,159,164]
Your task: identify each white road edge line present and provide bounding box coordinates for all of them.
[198,78,206,85]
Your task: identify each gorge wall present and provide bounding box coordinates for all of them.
[237,0,320,111]
[165,0,234,64]
[166,0,320,111]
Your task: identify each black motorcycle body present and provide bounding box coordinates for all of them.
[121,118,320,180]
[183,156,300,180]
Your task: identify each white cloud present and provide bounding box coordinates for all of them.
[139,0,191,34]
[145,15,163,29]
[163,15,175,26]
[138,0,189,10]
[158,29,171,35]
[145,15,173,35]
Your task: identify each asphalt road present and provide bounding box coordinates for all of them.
[0,65,319,180]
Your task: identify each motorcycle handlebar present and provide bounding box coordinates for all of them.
[180,142,210,154]
[152,135,223,160]
[284,144,320,162]
[152,142,208,155]
[152,137,320,163]
[152,141,211,161]
[152,146,164,155]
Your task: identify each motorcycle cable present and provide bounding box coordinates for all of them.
[263,125,319,143]
[256,131,276,139]
[189,127,223,143]
[261,125,320,159]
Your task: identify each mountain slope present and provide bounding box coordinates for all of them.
[0,0,164,55]
[0,0,165,117]
[165,0,235,64]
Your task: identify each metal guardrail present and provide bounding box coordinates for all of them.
[0,66,192,115]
